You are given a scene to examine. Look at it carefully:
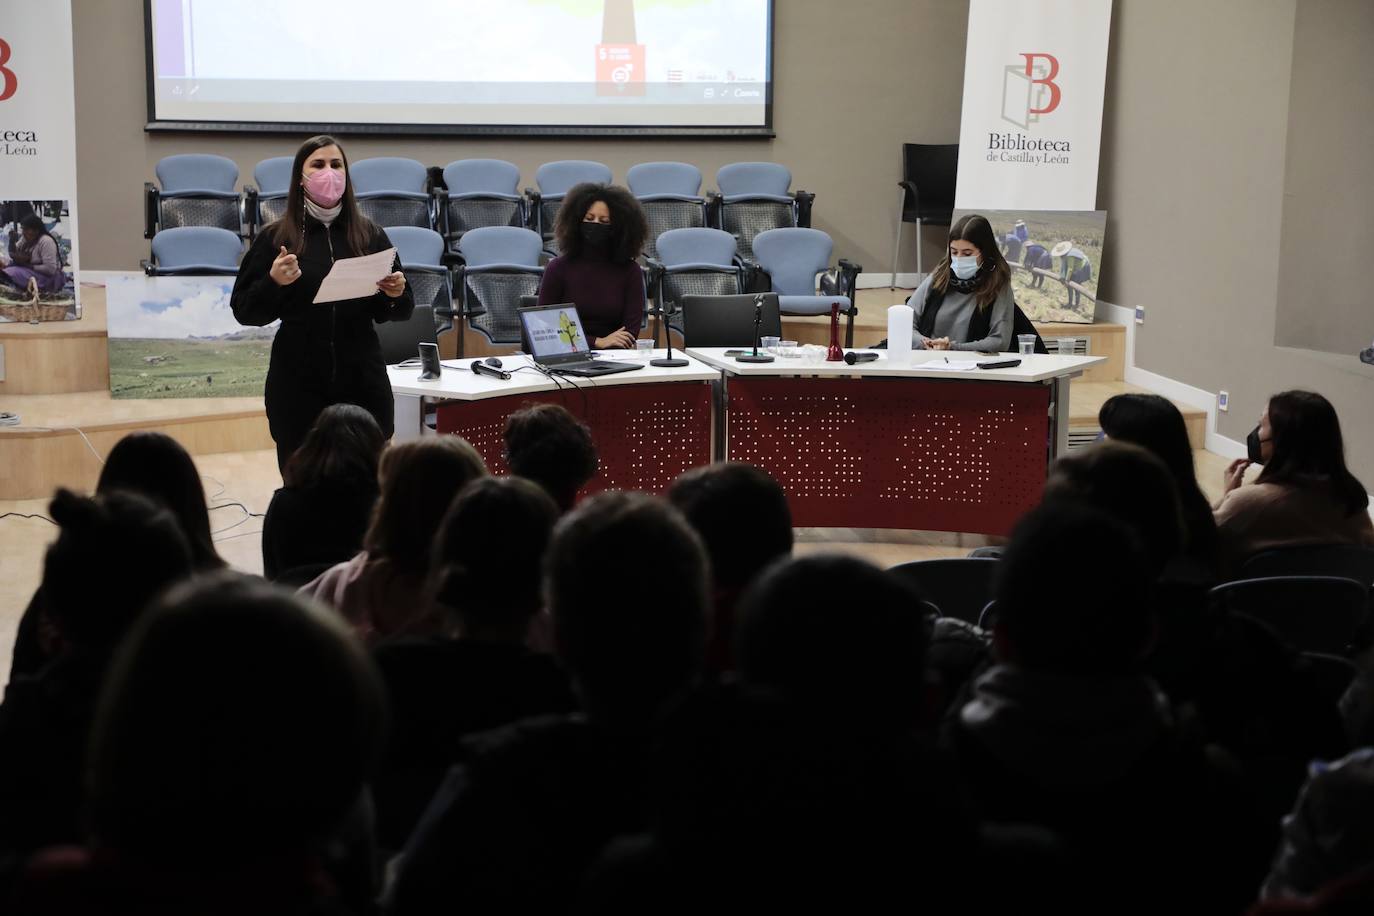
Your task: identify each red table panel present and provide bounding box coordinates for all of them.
[726,377,1050,535]
[436,381,714,496]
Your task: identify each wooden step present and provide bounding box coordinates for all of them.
[0,390,271,499]
[1067,380,1207,450]
[0,288,110,394]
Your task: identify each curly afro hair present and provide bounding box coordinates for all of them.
[553,182,649,263]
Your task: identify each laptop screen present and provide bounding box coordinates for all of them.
[519,303,590,362]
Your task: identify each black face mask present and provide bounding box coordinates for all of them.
[1246,425,1266,464]
[580,221,613,248]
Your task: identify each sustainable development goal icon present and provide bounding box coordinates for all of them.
[1001,53,1061,130]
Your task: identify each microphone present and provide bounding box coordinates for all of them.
[844,351,880,365]
[735,293,775,363]
[470,359,511,380]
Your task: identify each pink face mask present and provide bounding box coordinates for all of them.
[303,167,346,207]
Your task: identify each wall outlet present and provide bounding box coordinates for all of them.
[1134,305,1145,325]
[1218,390,1229,412]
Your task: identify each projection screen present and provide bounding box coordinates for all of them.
[144,0,774,136]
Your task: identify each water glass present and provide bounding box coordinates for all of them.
[1017,334,1036,355]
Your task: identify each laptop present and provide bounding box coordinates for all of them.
[517,302,644,377]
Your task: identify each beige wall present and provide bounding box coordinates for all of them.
[72,1,967,274]
[1274,0,1374,354]
[1097,0,1374,483]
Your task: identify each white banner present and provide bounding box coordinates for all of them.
[953,0,1112,212]
[0,0,80,320]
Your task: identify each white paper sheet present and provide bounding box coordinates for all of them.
[918,360,980,372]
[311,248,397,304]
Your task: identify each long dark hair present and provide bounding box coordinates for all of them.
[1258,390,1368,515]
[268,135,375,258]
[97,432,225,572]
[929,214,1012,311]
[553,182,648,263]
[1099,393,1219,569]
[18,213,60,265]
[283,404,385,492]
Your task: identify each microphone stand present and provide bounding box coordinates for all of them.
[650,298,688,368]
[735,294,775,363]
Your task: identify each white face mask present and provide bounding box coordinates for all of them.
[950,255,980,280]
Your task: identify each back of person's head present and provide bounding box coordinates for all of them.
[363,436,488,574]
[283,403,386,492]
[1098,394,1199,495]
[429,475,560,637]
[546,491,707,721]
[1043,440,1185,575]
[97,431,223,571]
[503,403,598,512]
[736,554,929,726]
[993,502,1153,675]
[41,488,194,651]
[87,572,386,861]
[1261,389,1368,515]
[667,462,793,591]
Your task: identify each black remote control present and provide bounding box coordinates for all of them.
[977,358,1022,370]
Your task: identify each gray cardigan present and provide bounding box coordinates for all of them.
[906,275,1015,352]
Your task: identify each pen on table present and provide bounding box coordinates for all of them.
[943,356,950,364]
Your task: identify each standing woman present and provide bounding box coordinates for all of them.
[231,135,413,472]
[536,182,648,350]
[907,214,1015,352]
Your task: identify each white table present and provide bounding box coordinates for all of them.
[684,346,1106,534]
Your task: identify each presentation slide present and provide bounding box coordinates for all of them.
[145,0,772,134]
[523,306,588,356]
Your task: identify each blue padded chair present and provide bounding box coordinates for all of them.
[385,226,454,336]
[141,226,243,276]
[244,156,294,236]
[752,227,862,347]
[1212,575,1371,656]
[627,162,707,261]
[455,226,545,352]
[711,162,814,262]
[349,157,434,230]
[529,160,614,254]
[645,228,743,343]
[889,557,1000,627]
[144,154,242,239]
[438,159,527,253]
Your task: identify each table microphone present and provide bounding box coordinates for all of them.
[471,359,511,380]
[843,351,880,365]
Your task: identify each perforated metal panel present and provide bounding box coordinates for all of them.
[159,198,240,233]
[726,377,1051,535]
[357,198,431,229]
[446,199,524,241]
[720,200,795,260]
[435,381,714,496]
[642,200,706,260]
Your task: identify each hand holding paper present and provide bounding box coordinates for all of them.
[312,248,398,304]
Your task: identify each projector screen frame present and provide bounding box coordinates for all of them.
[142,0,775,139]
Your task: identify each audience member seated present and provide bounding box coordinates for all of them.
[949,502,1271,912]
[383,492,708,914]
[0,490,193,863]
[667,462,792,673]
[503,403,599,513]
[301,436,488,641]
[8,573,387,915]
[262,404,386,583]
[371,477,575,851]
[8,431,224,681]
[1049,443,1348,833]
[1099,393,1221,576]
[1215,390,1373,575]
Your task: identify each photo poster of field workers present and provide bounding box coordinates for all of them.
[0,200,79,323]
[105,274,276,400]
[952,209,1108,324]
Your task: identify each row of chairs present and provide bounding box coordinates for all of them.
[143,156,815,262]
[893,543,1374,665]
[140,222,862,357]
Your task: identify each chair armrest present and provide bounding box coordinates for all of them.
[704,190,722,229]
[524,188,542,232]
[794,190,815,228]
[243,186,259,238]
[838,259,862,313]
[144,183,159,239]
[898,180,921,212]
[434,187,451,240]
[425,166,443,194]
[140,258,155,276]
